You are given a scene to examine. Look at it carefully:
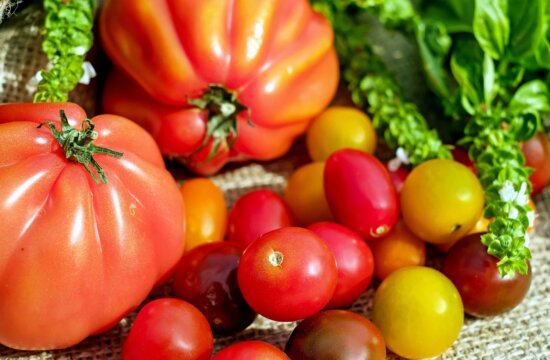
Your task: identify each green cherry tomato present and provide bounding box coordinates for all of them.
[306,106,377,161]
[372,266,464,359]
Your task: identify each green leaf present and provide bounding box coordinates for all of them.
[419,0,475,33]
[483,53,497,105]
[473,0,510,59]
[450,36,484,112]
[507,0,544,60]
[509,80,550,114]
[508,112,540,141]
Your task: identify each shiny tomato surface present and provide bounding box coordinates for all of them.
[285,310,386,360]
[522,132,550,195]
[122,299,213,360]
[213,341,290,360]
[180,178,227,252]
[100,0,339,175]
[227,189,294,246]
[324,149,399,239]
[172,242,256,334]
[442,233,532,317]
[307,222,374,308]
[0,103,184,350]
[237,227,337,321]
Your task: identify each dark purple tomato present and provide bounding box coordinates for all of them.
[442,233,532,317]
[324,149,399,240]
[307,222,374,308]
[522,132,550,195]
[284,310,386,360]
[172,242,256,334]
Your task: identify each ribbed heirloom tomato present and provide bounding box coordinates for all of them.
[100,0,339,175]
[0,103,184,350]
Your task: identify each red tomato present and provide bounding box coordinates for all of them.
[324,149,399,239]
[172,242,256,334]
[522,132,550,195]
[180,178,227,252]
[307,222,374,308]
[122,298,213,360]
[285,310,386,360]
[442,233,532,317]
[0,103,184,350]
[213,341,290,360]
[237,227,337,321]
[370,220,426,280]
[385,163,409,194]
[227,189,295,246]
[100,0,339,175]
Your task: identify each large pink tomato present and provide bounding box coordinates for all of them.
[0,103,184,350]
[100,0,339,175]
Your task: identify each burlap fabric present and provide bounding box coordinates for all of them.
[1,3,549,359]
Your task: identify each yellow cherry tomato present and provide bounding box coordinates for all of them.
[180,178,227,252]
[370,220,426,280]
[401,159,484,245]
[284,162,334,226]
[306,106,377,161]
[372,266,464,359]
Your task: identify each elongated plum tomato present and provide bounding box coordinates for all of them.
[237,227,337,321]
[442,233,532,317]
[372,267,463,359]
[0,103,184,350]
[370,220,426,280]
[228,189,294,246]
[522,131,550,195]
[306,106,377,161]
[284,162,334,226]
[172,242,256,334]
[285,310,386,360]
[180,178,227,252]
[307,222,374,308]
[401,159,484,245]
[324,149,399,239]
[213,341,290,360]
[100,0,339,175]
[122,298,213,360]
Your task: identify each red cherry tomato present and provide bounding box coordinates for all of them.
[307,222,374,308]
[227,189,295,246]
[237,227,337,321]
[385,163,409,194]
[442,233,532,317]
[285,310,386,360]
[172,242,256,334]
[324,149,399,239]
[122,298,213,360]
[213,341,290,360]
[522,132,550,195]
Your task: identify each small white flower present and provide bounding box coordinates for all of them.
[79,61,97,85]
[72,46,87,56]
[527,210,536,228]
[516,182,529,206]
[388,147,410,172]
[26,70,43,93]
[524,233,531,248]
[508,207,519,220]
[499,181,517,202]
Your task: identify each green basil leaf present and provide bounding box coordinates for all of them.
[507,0,544,59]
[450,36,484,112]
[509,80,550,114]
[419,0,475,33]
[483,53,497,106]
[508,112,541,141]
[473,0,510,59]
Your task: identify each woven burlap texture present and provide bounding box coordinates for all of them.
[1,3,549,360]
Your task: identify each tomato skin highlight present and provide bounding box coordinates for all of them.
[285,310,386,360]
[0,103,184,350]
[122,298,213,360]
[324,149,399,239]
[522,131,550,195]
[213,341,290,360]
[372,266,463,359]
[442,233,532,317]
[237,227,337,322]
[172,242,256,334]
[100,0,339,175]
[180,178,227,252]
[307,222,374,308]
[227,189,294,246]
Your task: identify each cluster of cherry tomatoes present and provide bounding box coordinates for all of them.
[121,106,548,359]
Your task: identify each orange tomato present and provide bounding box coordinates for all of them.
[370,220,426,280]
[180,178,227,252]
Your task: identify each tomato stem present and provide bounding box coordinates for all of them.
[38,110,123,184]
[188,85,250,160]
